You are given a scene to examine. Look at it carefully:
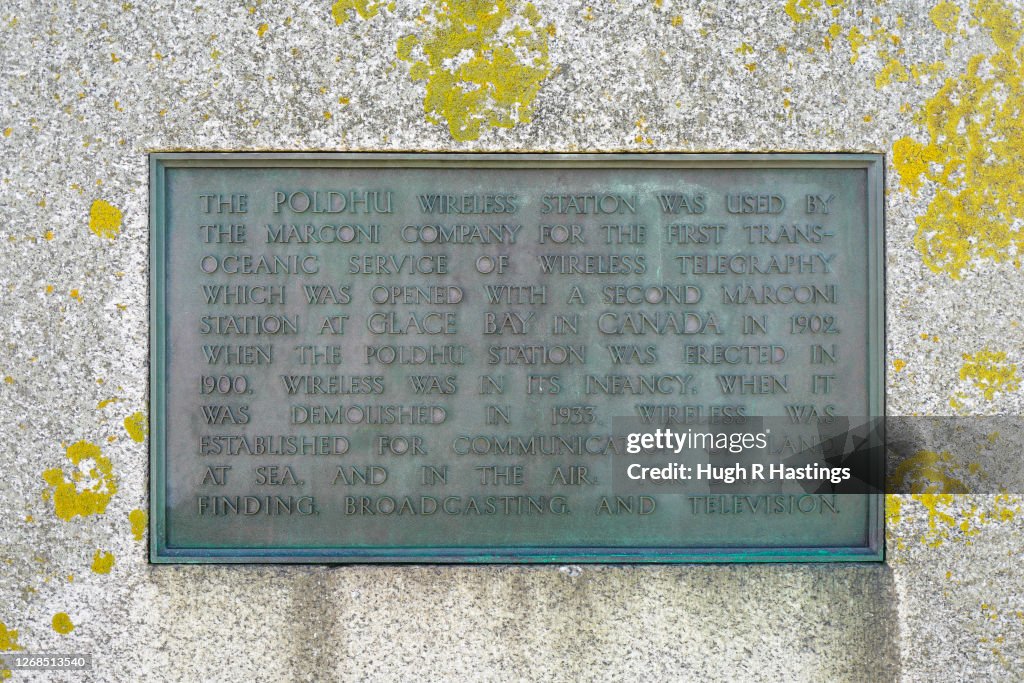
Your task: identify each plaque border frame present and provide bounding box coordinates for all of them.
[149,152,885,564]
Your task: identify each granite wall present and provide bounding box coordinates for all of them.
[1,0,1021,680]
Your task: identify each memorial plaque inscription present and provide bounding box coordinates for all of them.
[150,153,883,563]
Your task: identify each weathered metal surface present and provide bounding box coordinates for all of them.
[149,153,884,562]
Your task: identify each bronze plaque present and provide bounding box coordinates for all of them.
[150,153,884,562]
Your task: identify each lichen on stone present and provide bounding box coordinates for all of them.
[123,411,148,443]
[0,623,23,651]
[930,1,961,34]
[51,613,74,635]
[396,0,554,142]
[129,509,147,541]
[782,1,946,89]
[784,0,846,24]
[890,450,970,495]
[91,549,115,574]
[889,450,1021,547]
[41,441,117,521]
[959,348,1020,400]
[0,621,22,680]
[88,199,122,239]
[893,0,1024,278]
[331,0,384,25]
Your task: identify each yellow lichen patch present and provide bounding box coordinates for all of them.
[51,613,73,635]
[91,549,115,574]
[912,493,963,546]
[124,411,148,443]
[41,441,117,521]
[889,450,1022,546]
[331,0,383,25]
[893,358,907,372]
[0,622,23,651]
[910,61,946,82]
[2,127,11,137]
[824,22,841,50]
[884,494,906,549]
[993,494,1018,521]
[96,397,121,409]
[885,494,902,526]
[959,349,1020,400]
[396,0,553,142]
[893,1,1024,278]
[931,1,961,34]
[3,376,12,384]
[735,42,754,55]
[784,0,812,23]
[785,0,847,24]
[875,57,909,87]
[634,118,653,145]
[785,3,947,88]
[88,199,122,239]
[949,392,967,412]
[890,450,970,495]
[257,22,268,37]
[69,288,82,301]
[129,509,147,541]
[847,25,866,62]
[978,0,1022,51]
[891,136,939,196]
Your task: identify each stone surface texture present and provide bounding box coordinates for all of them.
[0,0,1022,680]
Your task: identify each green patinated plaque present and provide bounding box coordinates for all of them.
[149,153,884,563]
